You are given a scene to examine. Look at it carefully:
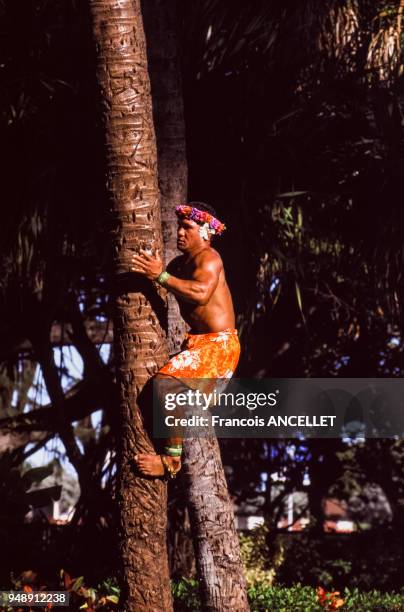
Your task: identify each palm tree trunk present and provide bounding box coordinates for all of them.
[183,436,250,611]
[141,0,192,582]
[142,0,187,355]
[88,1,172,609]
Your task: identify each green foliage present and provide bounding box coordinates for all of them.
[172,578,202,612]
[247,584,324,611]
[236,523,404,592]
[62,571,120,610]
[276,530,403,592]
[239,524,285,587]
[172,579,404,611]
[6,570,404,611]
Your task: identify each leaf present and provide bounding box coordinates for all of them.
[87,587,96,602]
[297,206,303,228]
[106,595,119,604]
[295,282,307,325]
[72,577,84,591]
[295,281,303,312]
[276,191,308,198]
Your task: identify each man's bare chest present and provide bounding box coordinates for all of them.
[172,259,195,280]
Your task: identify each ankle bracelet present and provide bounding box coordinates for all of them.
[164,444,183,457]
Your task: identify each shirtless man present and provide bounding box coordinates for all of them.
[131,202,240,478]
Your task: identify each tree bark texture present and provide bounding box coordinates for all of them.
[142,0,188,355]
[183,436,250,611]
[88,1,172,610]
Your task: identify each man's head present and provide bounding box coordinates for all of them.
[189,201,218,218]
[175,202,225,253]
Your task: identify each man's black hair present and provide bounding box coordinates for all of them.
[188,201,218,218]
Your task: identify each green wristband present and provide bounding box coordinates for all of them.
[165,445,183,457]
[156,271,171,286]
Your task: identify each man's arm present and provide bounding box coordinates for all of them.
[131,250,221,305]
[164,251,221,305]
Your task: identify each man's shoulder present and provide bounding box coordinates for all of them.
[194,247,223,268]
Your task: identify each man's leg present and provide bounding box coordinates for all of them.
[134,373,186,478]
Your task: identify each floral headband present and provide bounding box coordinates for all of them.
[175,205,226,240]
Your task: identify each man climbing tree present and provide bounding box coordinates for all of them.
[89,0,248,609]
[132,202,249,610]
[132,202,238,477]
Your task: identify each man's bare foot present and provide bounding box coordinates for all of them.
[134,454,181,478]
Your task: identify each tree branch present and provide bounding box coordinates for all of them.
[0,375,113,453]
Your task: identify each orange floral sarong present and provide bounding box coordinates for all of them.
[159,328,240,381]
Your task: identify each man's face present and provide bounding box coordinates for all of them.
[177,219,205,252]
